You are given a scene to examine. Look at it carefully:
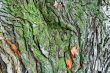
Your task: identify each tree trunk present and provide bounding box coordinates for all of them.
[0,0,110,73]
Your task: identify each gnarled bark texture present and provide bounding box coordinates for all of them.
[0,0,110,73]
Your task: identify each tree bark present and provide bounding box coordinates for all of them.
[0,0,110,73]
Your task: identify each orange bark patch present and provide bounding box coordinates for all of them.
[66,57,72,70]
[5,40,21,57]
[71,46,78,58]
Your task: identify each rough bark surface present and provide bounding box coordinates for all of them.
[0,0,110,73]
